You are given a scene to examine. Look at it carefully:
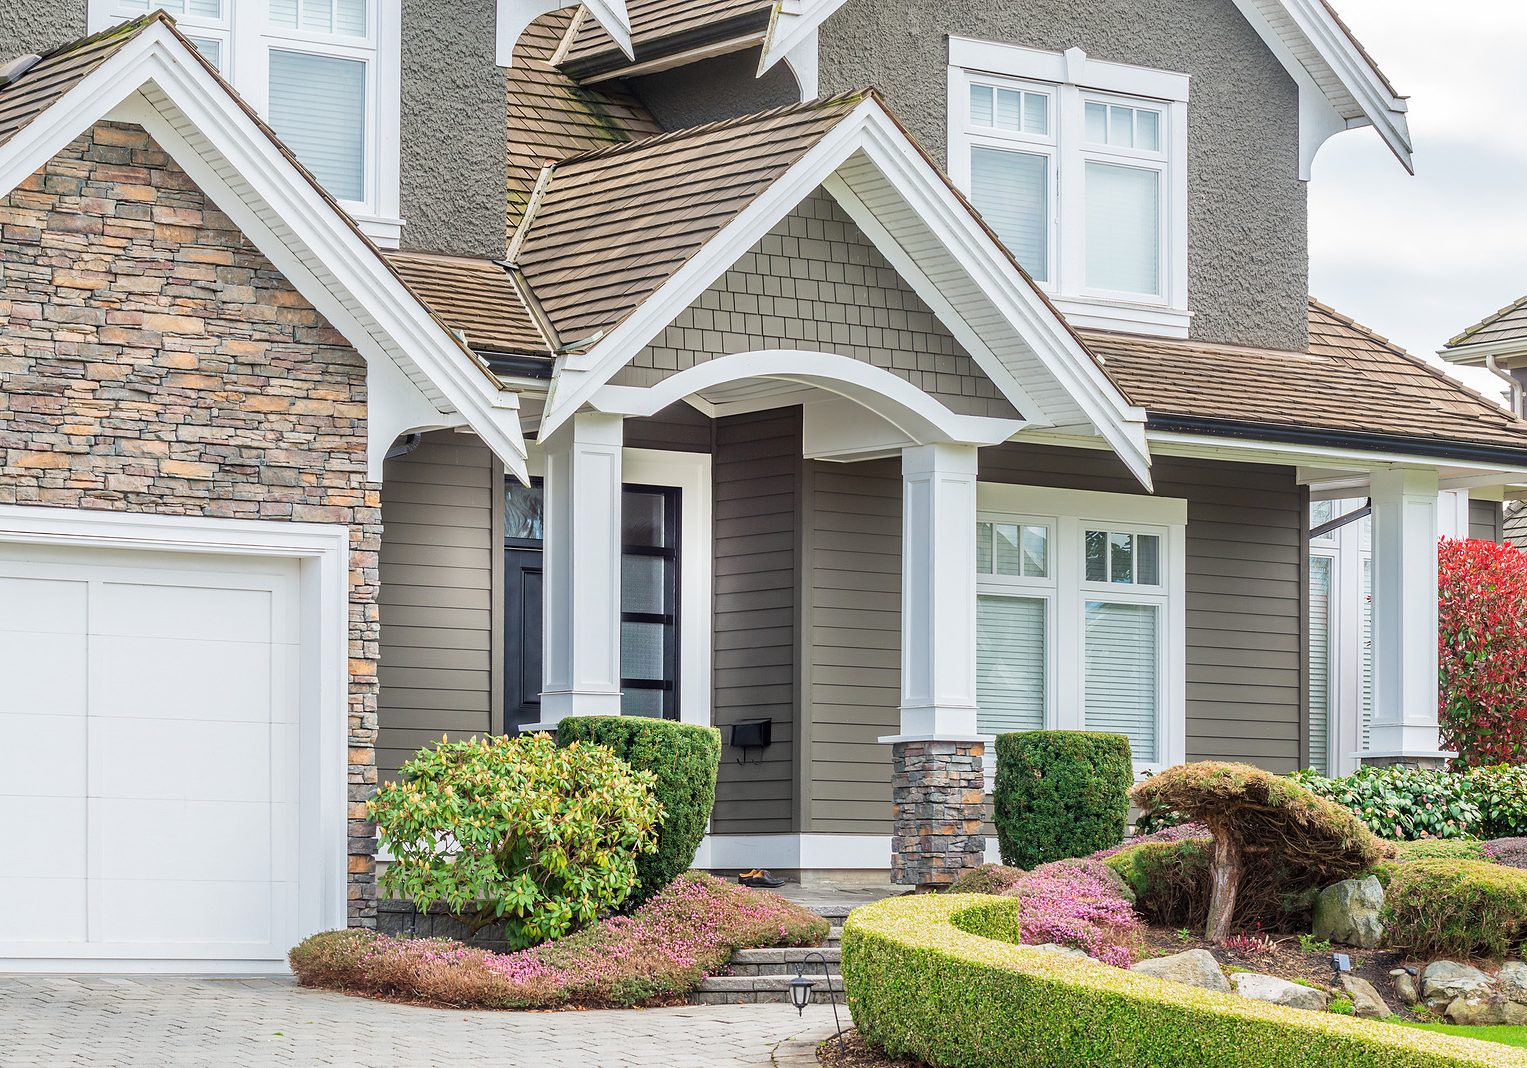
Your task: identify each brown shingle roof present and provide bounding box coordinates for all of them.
[384,252,549,356]
[1081,300,1527,460]
[513,89,866,345]
[0,14,153,151]
[559,0,774,77]
[506,10,661,236]
[1444,295,1527,353]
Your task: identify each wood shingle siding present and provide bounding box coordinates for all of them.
[711,408,802,833]
[378,431,501,784]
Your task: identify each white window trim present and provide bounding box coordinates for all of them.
[87,0,402,247]
[948,36,1190,338]
[975,483,1187,776]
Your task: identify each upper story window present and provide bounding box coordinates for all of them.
[949,38,1190,338]
[90,0,402,245]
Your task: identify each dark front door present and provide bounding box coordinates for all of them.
[504,546,543,733]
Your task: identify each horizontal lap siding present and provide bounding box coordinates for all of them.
[712,409,801,833]
[378,431,498,783]
[1470,499,1504,543]
[804,458,902,834]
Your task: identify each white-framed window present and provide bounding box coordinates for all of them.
[89,0,402,245]
[1308,496,1373,775]
[948,38,1190,338]
[974,484,1186,774]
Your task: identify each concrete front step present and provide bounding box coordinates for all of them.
[688,974,845,1006]
[727,947,841,976]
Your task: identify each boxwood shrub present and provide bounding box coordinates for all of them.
[994,731,1133,869]
[556,716,720,906]
[842,893,1527,1067]
[1385,859,1527,959]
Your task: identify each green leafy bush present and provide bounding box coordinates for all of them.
[1468,765,1527,839]
[555,716,720,907]
[371,733,660,949]
[994,731,1133,869]
[291,873,826,1009]
[1394,839,1489,862]
[842,893,1527,1067]
[1104,837,1212,928]
[948,863,1026,895]
[1385,859,1527,960]
[1293,766,1483,840]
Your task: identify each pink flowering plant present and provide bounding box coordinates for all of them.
[289,873,828,1009]
[1000,859,1143,968]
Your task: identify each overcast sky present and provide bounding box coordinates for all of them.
[1307,0,1527,400]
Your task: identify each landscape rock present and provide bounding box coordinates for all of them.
[1444,997,1519,1026]
[1027,943,1095,960]
[1311,876,1386,949]
[1391,969,1419,1006]
[1231,972,1329,1012]
[1131,949,1231,993]
[1339,975,1394,1019]
[1500,961,1527,1004]
[1421,961,1496,1008]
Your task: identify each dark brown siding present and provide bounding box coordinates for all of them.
[711,408,802,833]
[624,401,715,454]
[1470,498,1504,543]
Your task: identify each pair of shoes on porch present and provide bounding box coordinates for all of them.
[737,869,786,888]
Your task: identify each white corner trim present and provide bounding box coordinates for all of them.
[497,0,632,66]
[0,504,352,952]
[759,0,846,79]
[694,833,891,871]
[541,97,1151,487]
[948,36,1190,102]
[0,23,527,481]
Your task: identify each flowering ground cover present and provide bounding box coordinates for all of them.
[1001,858,1143,967]
[290,872,828,1009]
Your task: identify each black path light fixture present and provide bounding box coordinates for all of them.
[787,950,845,1053]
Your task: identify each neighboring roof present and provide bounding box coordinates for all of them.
[558,0,774,79]
[384,252,548,357]
[0,15,149,150]
[1082,300,1527,463]
[1443,295,1527,358]
[514,90,866,345]
[506,10,660,234]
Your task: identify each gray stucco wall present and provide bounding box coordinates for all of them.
[400,0,507,257]
[0,0,83,59]
[816,0,1309,352]
[630,47,801,130]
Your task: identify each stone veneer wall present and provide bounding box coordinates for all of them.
[889,740,988,888]
[0,121,383,925]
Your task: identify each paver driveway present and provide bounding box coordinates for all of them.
[0,976,841,1067]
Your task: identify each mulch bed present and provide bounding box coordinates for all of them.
[818,1030,928,1067]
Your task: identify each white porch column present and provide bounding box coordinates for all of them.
[897,442,980,737]
[1366,466,1448,764]
[537,411,624,725]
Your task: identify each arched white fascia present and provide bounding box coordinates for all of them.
[496,0,633,66]
[590,350,1027,448]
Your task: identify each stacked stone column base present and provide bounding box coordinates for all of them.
[890,739,988,889]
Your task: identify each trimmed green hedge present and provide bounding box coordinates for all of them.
[994,731,1132,869]
[842,894,1527,1067]
[555,716,720,907]
[1385,859,1527,959]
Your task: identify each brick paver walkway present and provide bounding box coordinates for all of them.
[0,976,840,1067]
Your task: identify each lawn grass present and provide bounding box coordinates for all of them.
[1402,1023,1527,1049]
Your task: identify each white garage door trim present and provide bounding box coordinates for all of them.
[0,505,350,974]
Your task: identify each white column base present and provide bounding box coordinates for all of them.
[888,704,980,741]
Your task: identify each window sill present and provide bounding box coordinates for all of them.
[351,212,404,248]
[1051,295,1191,339]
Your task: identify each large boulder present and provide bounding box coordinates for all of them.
[1028,943,1095,960]
[1444,997,1527,1026]
[1391,968,1419,1006]
[1131,949,1231,993]
[1339,975,1394,1019]
[1500,960,1527,1004]
[1311,876,1385,949]
[1421,961,1496,1008]
[1231,972,1328,1012]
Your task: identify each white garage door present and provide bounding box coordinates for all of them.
[0,542,303,970]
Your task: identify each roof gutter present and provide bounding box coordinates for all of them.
[1485,352,1526,419]
[1145,413,1527,469]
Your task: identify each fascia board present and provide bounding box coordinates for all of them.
[759,0,847,75]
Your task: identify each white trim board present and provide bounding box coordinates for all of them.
[0,505,350,974]
[695,834,891,871]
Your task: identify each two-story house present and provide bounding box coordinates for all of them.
[2,0,1525,974]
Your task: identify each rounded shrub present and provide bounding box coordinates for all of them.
[1467,764,1527,838]
[1104,836,1212,927]
[1385,859,1527,960]
[1293,765,1483,841]
[842,893,1526,1067]
[555,716,720,906]
[372,732,660,949]
[993,731,1133,869]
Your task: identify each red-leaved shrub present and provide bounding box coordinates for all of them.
[1439,537,1527,767]
[289,872,827,1009]
[1001,858,1143,967]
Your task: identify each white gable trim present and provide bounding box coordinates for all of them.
[498,0,633,65]
[539,98,1152,486]
[0,22,527,480]
[759,0,846,87]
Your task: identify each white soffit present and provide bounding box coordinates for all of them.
[498,0,633,66]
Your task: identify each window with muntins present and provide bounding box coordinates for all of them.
[90,0,402,244]
[948,39,1189,337]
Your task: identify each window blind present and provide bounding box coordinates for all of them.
[270,0,368,36]
[1083,601,1159,761]
[1308,556,1333,774]
[268,49,367,202]
[1360,557,1374,750]
[1084,161,1160,296]
[971,146,1049,282]
[977,595,1046,734]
